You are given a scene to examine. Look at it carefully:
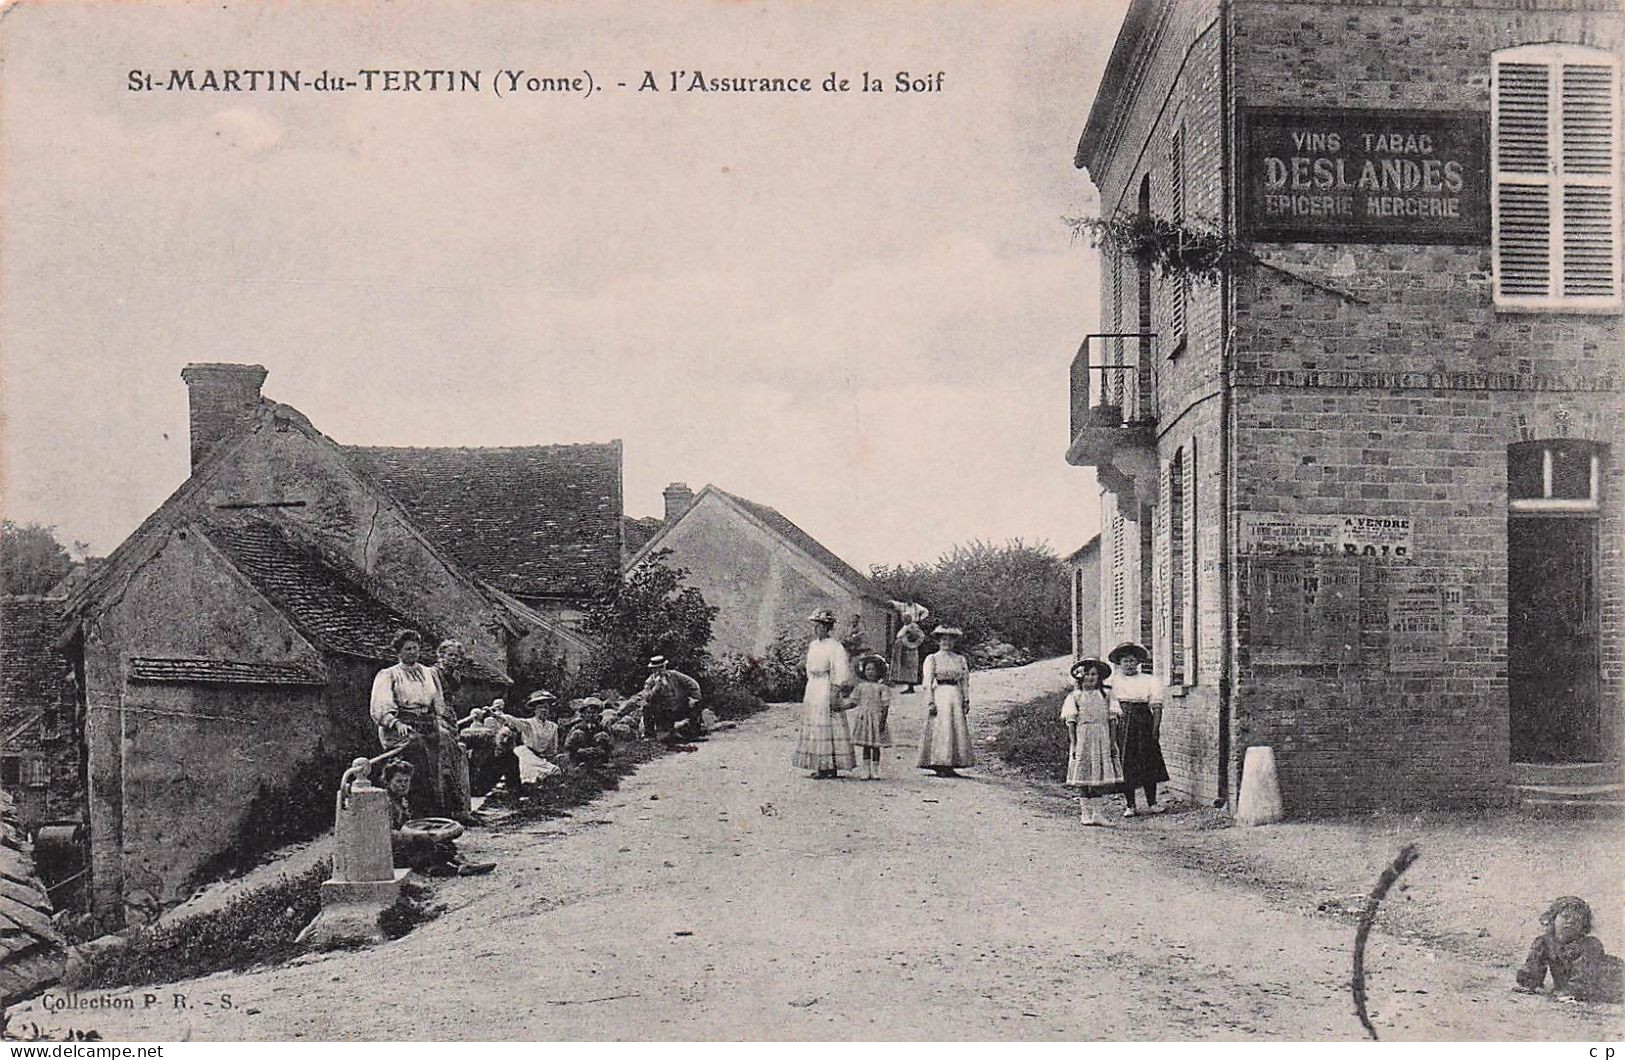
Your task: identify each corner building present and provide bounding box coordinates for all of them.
[1070,0,1622,813]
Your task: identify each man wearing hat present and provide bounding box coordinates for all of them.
[632,655,704,744]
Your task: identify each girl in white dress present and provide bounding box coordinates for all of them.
[916,625,975,776]
[844,654,894,780]
[791,608,856,778]
[1061,658,1123,825]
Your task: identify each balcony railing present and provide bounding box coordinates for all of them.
[1069,332,1158,438]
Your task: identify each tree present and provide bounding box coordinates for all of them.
[871,539,1071,665]
[0,521,74,595]
[581,550,718,694]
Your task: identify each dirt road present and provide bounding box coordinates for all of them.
[11,660,1618,1040]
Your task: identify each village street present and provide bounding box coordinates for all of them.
[11,659,1620,1042]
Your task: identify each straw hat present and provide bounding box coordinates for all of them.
[808,608,837,625]
[1108,642,1150,666]
[931,625,963,638]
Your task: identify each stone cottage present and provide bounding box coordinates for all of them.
[626,484,894,662]
[60,363,614,921]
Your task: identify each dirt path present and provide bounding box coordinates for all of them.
[11,660,1618,1040]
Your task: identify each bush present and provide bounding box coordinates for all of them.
[71,860,442,989]
[713,628,807,702]
[72,862,330,988]
[582,551,718,694]
[989,690,1071,783]
[871,539,1070,664]
[703,681,769,722]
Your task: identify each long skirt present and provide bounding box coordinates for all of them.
[1066,719,1123,795]
[378,721,444,819]
[916,684,974,769]
[792,677,857,771]
[890,642,922,686]
[1117,703,1169,789]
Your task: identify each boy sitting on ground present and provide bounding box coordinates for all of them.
[563,699,616,766]
[382,759,496,878]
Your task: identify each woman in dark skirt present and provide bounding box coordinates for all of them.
[1106,641,1169,817]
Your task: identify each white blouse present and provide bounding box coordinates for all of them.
[1108,672,1164,708]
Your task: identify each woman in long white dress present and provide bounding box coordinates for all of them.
[791,608,856,778]
[917,625,975,777]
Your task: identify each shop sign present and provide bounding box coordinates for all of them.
[1242,107,1489,244]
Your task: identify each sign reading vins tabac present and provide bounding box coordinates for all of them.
[1242,108,1489,244]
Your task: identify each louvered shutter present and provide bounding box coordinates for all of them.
[1493,46,1620,308]
[1169,127,1188,346]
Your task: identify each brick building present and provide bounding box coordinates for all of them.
[1069,0,1622,813]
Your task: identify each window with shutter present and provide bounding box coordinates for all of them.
[1492,45,1621,311]
[1169,125,1188,349]
[1168,448,1185,685]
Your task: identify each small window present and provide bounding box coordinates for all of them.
[1509,441,1601,510]
[0,756,20,786]
[22,758,48,789]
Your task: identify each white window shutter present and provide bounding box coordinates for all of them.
[1560,62,1618,300]
[1492,46,1621,310]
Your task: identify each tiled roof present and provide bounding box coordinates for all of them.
[128,657,326,685]
[622,516,665,558]
[0,597,66,730]
[344,442,623,602]
[201,522,423,663]
[0,790,64,1006]
[713,490,884,599]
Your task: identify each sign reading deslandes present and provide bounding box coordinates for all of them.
[1242,107,1489,244]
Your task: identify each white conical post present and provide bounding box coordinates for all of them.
[1235,745,1284,826]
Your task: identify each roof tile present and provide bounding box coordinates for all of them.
[345,443,622,601]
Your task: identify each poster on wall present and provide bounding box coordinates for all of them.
[1239,512,1413,559]
[1241,107,1490,244]
[1389,587,1445,672]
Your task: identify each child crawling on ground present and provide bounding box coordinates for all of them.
[1515,895,1624,1003]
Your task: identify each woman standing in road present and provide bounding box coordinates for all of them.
[890,616,927,694]
[792,608,857,779]
[1107,642,1168,817]
[916,625,974,777]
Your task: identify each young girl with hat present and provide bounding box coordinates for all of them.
[1107,642,1169,817]
[1061,658,1122,825]
[844,654,894,780]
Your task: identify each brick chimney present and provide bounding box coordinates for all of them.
[180,363,268,472]
[663,482,695,524]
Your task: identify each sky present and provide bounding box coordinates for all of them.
[0,0,1122,571]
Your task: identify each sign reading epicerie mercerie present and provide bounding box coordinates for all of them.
[1242,107,1489,244]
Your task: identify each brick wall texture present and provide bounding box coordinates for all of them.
[1084,0,1624,813]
